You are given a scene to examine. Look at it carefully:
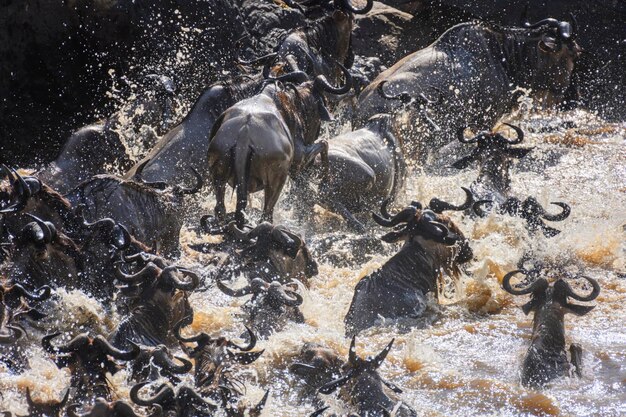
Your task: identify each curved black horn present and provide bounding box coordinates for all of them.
[217,280,253,297]
[94,335,140,360]
[227,325,258,351]
[372,206,417,227]
[314,62,352,95]
[540,202,571,222]
[115,263,161,284]
[130,382,175,407]
[24,213,57,243]
[42,333,89,353]
[152,347,193,374]
[10,283,51,301]
[238,52,278,67]
[310,407,330,417]
[270,71,310,85]
[376,81,412,104]
[428,187,473,213]
[502,270,549,295]
[563,276,600,302]
[502,123,524,144]
[161,266,200,291]
[457,126,478,144]
[0,325,24,344]
[372,338,394,369]
[173,317,207,343]
[340,0,373,14]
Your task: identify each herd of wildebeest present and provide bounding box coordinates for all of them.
[0,0,606,416]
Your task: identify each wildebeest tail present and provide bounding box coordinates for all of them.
[233,136,254,227]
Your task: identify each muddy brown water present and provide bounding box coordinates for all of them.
[1,105,624,416]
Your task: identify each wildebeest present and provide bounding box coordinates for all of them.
[130,381,217,417]
[454,125,571,237]
[37,74,177,195]
[125,75,266,185]
[204,221,318,287]
[65,165,202,255]
[127,344,192,384]
[252,0,373,82]
[218,278,305,337]
[173,319,264,412]
[290,342,346,399]
[208,68,352,226]
[302,112,406,232]
[318,337,415,417]
[42,333,139,403]
[344,195,474,336]
[503,269,600,387]
[109,256,199,349]
[67,398,146,417]
[356,17,581,157]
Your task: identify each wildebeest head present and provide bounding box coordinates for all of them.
[290,342,346,389]
[0,165,42,215]
[512,13,582,98]
[454,124,533,195]
[227,221,319,281]
[373,190,472,255]
[115,260,200,296]
[129,343,193,384]
[21,387,70,417]
[319,337,404,416]
[503,269,600,318]
[218,278,304,337]
[67,397,145,417]
[130,381,216,417]
[134,158,204,196]
[473,196,571,238]
[41,332,139,402]
[5,214,82,289]
[174,318,264,402]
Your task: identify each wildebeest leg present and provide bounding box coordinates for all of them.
[213,179,227,220]
[328,199,366,233]
[569,343,583,377]
[263,172,288,223]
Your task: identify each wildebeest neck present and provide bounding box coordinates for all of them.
[275,87,322,145]
[376,241,440,296]
[531,302,567,353]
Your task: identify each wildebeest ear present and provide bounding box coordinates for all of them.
[381,230,406,243]
[452,155,476,170]
[563,302,595,316]
[538,37,559,53]
[507,147,534,159]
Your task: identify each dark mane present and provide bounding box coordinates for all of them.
[298,15,341,58]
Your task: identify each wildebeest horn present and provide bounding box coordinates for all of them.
[271,228,302,258]
[428,187,473,213]
[134,159,169,190]
[25,214,57,243]
[237,52,278,67]
[115,263,161,284]
[152,347,193,374]
[348,335,358,365]
[217,279,253,297]
[340,0,373,14]
[270,71,310,84]
[561,276,600,302]
[310,407,330,417]
[372,206,418,227]
[227,325,258,351]
[130,381,175,406]
[232,349,265,365]
[314,61,352,95]
[569,13,578,40]
[501,123,524,144]
[227,221,255,241]
[502,270,549,295]
[42,333,89,353]
[377,81,412,104]
[269,283,303,307]
[372,338,394,369]
[538,202,571,221]
[0,325,24,344]
[161,266,200,291]
[93,335,140,360]
[457,126,478,144]
[10,283,51,301]
[173,317,208,343]
[173,166,203,195]
[250,389,270,417]
[318,370,355,394]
